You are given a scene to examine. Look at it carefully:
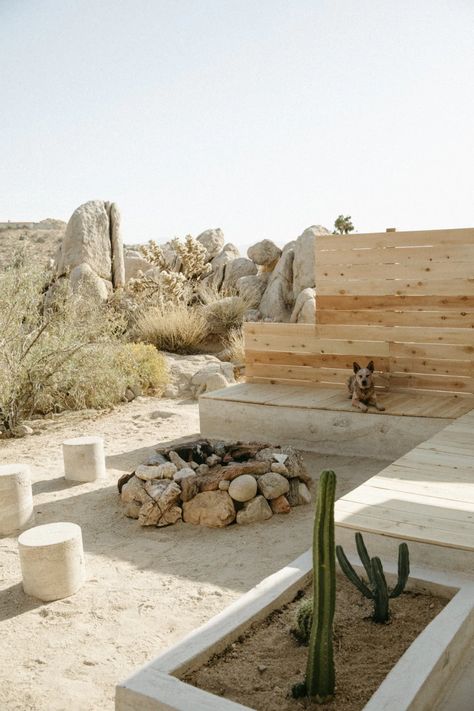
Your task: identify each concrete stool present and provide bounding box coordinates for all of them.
[18,522,85,601]
[63,436,106,482]
[0,463,35,536]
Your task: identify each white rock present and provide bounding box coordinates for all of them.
[271,463,289,475]
[124,254,152,281]
[196,228,225,259]
[257,472,290,500]
[55,200,112,280]
[259,243,295,321]
[168,451,189,470]
[135,462,177,480]
[236,495,272,524]
[173,467,196,482]
[236,273,269,308]
[69,263,112,302]
[247,239,281,266]
[298,482,312,504]
[222,258,257,291]
[228,474,258,502]
[292,225,330,296]
[290,287,316,324]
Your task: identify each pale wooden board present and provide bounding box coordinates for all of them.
[335,507,473,549]
[340,484,474,519]
[316,243,474,267]
[317,309,474,328]
[320,260,473,282]
[389,372,474,394]
[390,341,474,361]
[314,324,474,346]
[317,278,474,296]
[390,356,472,377]
[316,227,474,250]
[316,294,474,311]
[246,349,390,371]
[217,382,473,418]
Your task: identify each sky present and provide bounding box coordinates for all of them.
[0,0,473,251]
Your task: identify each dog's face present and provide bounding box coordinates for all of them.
[353,361,375,390]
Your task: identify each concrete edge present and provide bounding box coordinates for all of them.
[116,550,472,711]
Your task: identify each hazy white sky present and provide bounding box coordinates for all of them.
[1,0,473,250]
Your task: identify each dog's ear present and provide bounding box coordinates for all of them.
[367,360,375,372]
[353,362,361,373]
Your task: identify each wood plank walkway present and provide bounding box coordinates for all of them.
[208,382,474,419]
[335,410,474,552]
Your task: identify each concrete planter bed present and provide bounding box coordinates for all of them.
[116,550,474,711]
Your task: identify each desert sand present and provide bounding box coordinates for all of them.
[0,396,388,711]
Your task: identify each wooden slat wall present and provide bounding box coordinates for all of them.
[314,228,474,396]
[244,228,474,397]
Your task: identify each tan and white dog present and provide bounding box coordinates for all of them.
[347,361,385,412]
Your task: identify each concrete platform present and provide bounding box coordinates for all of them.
[199,383,453,461]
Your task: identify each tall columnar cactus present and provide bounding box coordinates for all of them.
[293,470,336,702]
[336,532,410,623]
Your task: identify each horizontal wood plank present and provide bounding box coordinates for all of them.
[317,309,474,328]
[316,243,474,267]
[317,277,474,296]
[316,228,474,250]
[316,295,474,311]
[246,350,390,371]
[315,324,474,345]
[319,260,473,282]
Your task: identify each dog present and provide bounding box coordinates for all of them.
[347,361,385,412]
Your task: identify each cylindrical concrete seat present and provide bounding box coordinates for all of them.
[0,464,34,536]
[18,522,85,601]
[62,436,106,482]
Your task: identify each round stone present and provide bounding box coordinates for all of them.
[228,474,258,502]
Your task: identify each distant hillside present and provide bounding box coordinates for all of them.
[0,220,66,270]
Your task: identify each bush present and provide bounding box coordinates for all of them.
[198,285,249,335]
[0,255,168,430]
[133,304,209,354]
[221,328,245,363]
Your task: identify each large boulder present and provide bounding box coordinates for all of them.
[54,200,125,298]
[236,273,269,308]
[290,287,316,324]
[247,239,282,267]
[69,263,112,302]
[293,225,330,296]
[222,257,257,291]
[56,200,111,279]
[202,243,240,289]
[258,242,295,321]
[196,228,225,260]
[162,353,234,398]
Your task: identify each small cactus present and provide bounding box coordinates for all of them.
[336,533,410,623]
[292,470,336,702]
[295,597,313,643]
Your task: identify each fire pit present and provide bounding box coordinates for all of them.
[118,439,312,528]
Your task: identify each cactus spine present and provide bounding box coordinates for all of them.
[336,533,410,623]
[294,470,336,701]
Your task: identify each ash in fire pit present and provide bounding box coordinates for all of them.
[118,439,312,528]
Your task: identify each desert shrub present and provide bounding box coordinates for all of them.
[0,255,167,430]
[45,342,168,413]
[133,304,209,354]
[197,284,250,335]
[222,328,245,363]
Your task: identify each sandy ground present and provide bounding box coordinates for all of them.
[0,396,390,711]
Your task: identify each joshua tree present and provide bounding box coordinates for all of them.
[336,532,410,623]
[292,470,336,702]
[333,214,354,234]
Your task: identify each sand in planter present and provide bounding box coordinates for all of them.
[184,574,450,711]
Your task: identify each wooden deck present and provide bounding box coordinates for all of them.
[335,409,474,554]
[207,382,474,420]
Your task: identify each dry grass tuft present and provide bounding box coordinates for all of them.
[134,304,209,354]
